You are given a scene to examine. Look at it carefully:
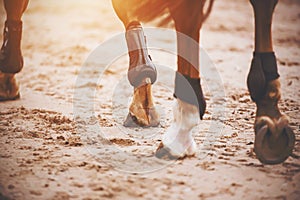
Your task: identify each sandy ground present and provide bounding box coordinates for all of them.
[0,0,300,199]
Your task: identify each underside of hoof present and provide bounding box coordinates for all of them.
[254,124,295,165]
[123,78,160,127]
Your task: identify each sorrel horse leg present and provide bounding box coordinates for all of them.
[112,0,159,127]
[156,1,209,159]
[0,0,29,101]
[247,0,295,164]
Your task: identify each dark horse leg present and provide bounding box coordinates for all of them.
[0,0,29,101]
[156,0,210,159]
[247,0,295,164]
[112,0,159,127]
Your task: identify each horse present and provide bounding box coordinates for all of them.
[110,0,295,164]
[0,0,295,164]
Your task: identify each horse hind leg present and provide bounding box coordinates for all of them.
[112,0,159,127]
[248,0,295,164]
[123,21,159,127]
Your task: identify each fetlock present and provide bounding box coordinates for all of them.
[174,72,206,120]
[0,20,23,74]
[247,52,279,103]
[255,79,281,118]
[125,21,157,87]
[247,53,283,129]
[254,79,283,132]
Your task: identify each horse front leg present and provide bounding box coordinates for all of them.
[155,30,206,159]
[156,1,207,159]
[112,0,159,127]
[247,0,295,164]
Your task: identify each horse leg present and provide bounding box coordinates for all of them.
[156,1,207,159]
[0,0,29,101]
[112,0,159,127]
[247,0,295,164]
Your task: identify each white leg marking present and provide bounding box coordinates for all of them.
[162,99,199,157]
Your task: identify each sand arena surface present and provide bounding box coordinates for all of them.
[0,0,299,199]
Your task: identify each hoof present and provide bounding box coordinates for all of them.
[154,99,198,160]
[254,124,295,165]
[154,142,182,160]
[155,140,196,161]
[123,78,159,127]
[0,92,20,101]
[251,79,295,164]
[0,72,20,101]
[124,112,139,127]
[123,109,159,127]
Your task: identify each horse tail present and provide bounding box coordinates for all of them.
[130,0,214,27]
[202,0,214,24]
